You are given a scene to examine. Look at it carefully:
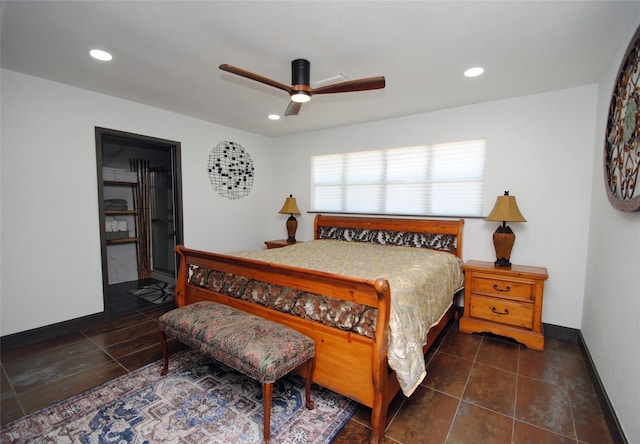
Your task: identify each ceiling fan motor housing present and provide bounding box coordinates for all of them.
[292,59,310,86]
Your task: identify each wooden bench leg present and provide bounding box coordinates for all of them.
[262,358,314,443]
[262,382,273,444]
[158,330,169,376]
[304,357,315,410]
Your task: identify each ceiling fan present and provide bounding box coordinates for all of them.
[219,59,385,116]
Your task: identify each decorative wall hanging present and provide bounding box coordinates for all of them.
[207,141,255,200]
[604,26,640,212]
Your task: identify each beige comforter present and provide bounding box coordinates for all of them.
[229,239,464,395]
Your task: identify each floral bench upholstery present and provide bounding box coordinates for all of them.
[158,301,316,443]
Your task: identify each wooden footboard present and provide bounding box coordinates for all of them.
[175,215,463,443]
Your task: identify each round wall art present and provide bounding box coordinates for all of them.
[604,26,640,212]
[208,141,255,200]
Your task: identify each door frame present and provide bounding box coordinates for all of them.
[95,127,184,320]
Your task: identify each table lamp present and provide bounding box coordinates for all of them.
[485,191,527,267]
[278,194,301,242]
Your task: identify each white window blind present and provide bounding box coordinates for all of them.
[311,139,486,217]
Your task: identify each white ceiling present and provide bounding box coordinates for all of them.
[2,1,640,137]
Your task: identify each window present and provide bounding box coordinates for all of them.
[311,139,486,217]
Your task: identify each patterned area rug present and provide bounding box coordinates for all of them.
[1,351,357,443]
[127,281,175,304]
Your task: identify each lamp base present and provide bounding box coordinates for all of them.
[494,258,512,267]
[493,225,515,268]
[286,215,298,243]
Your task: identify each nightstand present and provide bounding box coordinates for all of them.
[264,239,302,249]
[459,260,548,350]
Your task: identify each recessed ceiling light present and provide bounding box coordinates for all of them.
[90,49,112,61]
[268,114,280,121]
[464,67,484,78]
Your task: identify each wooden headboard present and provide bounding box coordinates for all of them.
[313,214,464,258]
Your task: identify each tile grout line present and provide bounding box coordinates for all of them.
[463,337,581,443]
[515,343,581,443]
[512,344,521,442]
[383,321,456,443]
[80,331,133,374]
[1,363,26,420]
[442,330,484,442]
[565,376,580,443]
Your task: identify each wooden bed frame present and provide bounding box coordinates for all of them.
[174,214,464,443]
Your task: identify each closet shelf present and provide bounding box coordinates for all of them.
[105,209,138,215]
[106,237,138,245]
[104,179,139,247]
[104,180,138,186]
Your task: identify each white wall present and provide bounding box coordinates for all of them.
[0,69,274,336]
[0,69,606,332]
[583,20,640,442]
[271,85,597,329]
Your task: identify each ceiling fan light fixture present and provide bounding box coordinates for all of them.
[291,91,311,103]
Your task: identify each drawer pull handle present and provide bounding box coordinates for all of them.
[493,284,511,293]
[491,306,509,316]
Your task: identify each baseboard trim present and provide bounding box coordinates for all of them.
[577,330,628,444]
[0,312,107,351]
[543,322,580,342]
[543,323,627,443]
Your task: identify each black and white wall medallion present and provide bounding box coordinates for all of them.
[208,141,255,200]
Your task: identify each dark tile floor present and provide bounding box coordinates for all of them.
[333,324,615,444]
[1,279,181,425]
[1,296,614,443]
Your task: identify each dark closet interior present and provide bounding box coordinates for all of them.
[95,128,183,319]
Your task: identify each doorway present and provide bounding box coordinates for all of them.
[95,127,183,319]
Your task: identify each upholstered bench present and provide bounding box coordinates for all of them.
[158,301,316,443]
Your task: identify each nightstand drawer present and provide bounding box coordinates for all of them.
[468,294,534,329]
[470,274,535,301]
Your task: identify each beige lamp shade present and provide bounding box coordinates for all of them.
[279,195,301,215]
[485,194,527,223]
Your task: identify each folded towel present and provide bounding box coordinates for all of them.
[105,199,128,210]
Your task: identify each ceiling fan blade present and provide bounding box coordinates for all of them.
[311,76,386,95]
[219,64,293,94]
[285,101,302,116]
